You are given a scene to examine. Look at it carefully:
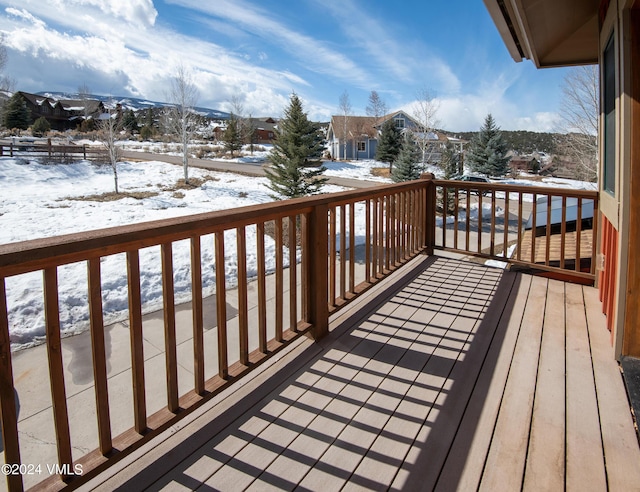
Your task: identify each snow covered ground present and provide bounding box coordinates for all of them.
[0,154,595,350]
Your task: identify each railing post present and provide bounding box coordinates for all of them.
[421,173,436,255]
[306,203,329,340]
[0,279,23,492]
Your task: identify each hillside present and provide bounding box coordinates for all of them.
[452,129,557,155]
[39,91,231,120]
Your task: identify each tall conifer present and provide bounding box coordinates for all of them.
[265,94,327,198]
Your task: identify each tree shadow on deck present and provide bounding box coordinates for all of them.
[109,255,522,491]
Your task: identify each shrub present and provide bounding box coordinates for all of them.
[31,117,51,137]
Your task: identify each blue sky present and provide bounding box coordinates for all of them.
[0,0,573,132]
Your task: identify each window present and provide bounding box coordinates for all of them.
[357,141,366,152]
[603,33,616,195]
[394,117,405,129]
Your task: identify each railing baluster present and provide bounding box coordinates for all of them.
[43,267,73,476]
[372,197,379,278]
[386,195,392,271]
[329,207,336,305]
[591,195,599,276]
[340,204,346,299]
[545,195,552,266]
[477,192,483,253]
[160,244,178,412]
[442,186,447,249]
[126,250,146,433]
[300,213,309,321]
[288,216,298,333]
[517,193,523,261]
[503,191,510,258]
[349,202,355,292]
[237,227,249,363]
[0,278,23,492]
[490,190,496,256]
[87,258,112,454]
[453,186,459,250]
[275,219,284,342]
[465,188,471,251]
[530,194,537,264]
[560,197,567,270]
[190,237,204,394]
[576,197,583,272]
[365,199,371,282]
[257,222,267,353]
[215,231,228,377]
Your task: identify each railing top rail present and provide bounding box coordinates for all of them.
[0,179,427,277]
[433,179,598,199]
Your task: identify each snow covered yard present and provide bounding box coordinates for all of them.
[0,158,292,349]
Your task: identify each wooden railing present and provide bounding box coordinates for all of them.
[0,175,601,490]
[432,179,599,282]
[0,180,428,491]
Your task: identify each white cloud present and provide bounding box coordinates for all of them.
[76,0,157,27]
[166,0,372,88]
[318,0,461,94]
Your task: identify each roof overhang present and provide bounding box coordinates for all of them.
[483,0,599,68]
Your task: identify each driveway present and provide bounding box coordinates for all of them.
[120,150,381,189]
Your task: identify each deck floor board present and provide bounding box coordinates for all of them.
[84,256,640,492]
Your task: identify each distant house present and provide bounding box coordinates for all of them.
[509,155,540,173]
[16,91,105,131]
[327,110,453,163]
[246,117,278,145]
[327,115,379,160]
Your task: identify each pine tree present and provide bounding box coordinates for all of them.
[4,93,30,131]
[439,142,461,213]
[265,93,327,199]
[223,115,243,157]
[31,116,50,137]
[391,137,420,182]
[466,114,510,177]
[376,119,402,170]
[121,109,138,133]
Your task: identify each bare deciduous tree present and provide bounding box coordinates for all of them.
[411,88,440,168]
[0,35,15,113]
[338,90,352,160]
[365,90,387,121]
[167,65,199,184]
[78,83,92,119]
[558,65,599,182]
[98,108,122,194]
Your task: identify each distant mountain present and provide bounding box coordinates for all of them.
[38,91,231,120]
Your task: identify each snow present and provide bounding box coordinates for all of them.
[0,155,592,350]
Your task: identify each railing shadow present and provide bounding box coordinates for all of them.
[106,256,521,491]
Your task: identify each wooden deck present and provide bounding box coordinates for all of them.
[81,256,640,492]
[518,229,593,268]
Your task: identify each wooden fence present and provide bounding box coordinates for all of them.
[0,143,108,161]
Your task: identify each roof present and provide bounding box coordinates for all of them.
[483,0,599,68]
[329,115,378,138]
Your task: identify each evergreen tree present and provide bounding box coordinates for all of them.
[439,142,461,213]
[4,93,30,131]
[121,109,138,133]
[466,114,510,177]
[223,115,243,157]
[391,137,420,182]
[376,118,403,170]
[265,93,327,199]
[31,116,50,137]
[440,142,461,179]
